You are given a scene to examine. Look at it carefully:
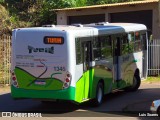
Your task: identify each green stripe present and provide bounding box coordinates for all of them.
[15,67,63,90]
[133,59,140,63]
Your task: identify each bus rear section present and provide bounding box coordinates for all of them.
[11,28,74,101]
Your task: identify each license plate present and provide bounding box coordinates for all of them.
[34,80,46,85]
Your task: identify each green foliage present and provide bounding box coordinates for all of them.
[34,0,72,25]
[0,0,5,6]
[68,0,87,7]
[144,77,160,83]
[0,0,142,34]
[88,0,141,5]
[0,0,4,3]
[0,0,72,33]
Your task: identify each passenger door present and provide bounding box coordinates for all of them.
[113,36,122,85]
[82,41,92,100]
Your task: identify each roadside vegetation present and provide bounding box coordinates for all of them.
[0,0,142,35]
[143,76,160,84]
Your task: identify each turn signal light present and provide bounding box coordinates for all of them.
[11,71,19,88]
[63,71,72,89]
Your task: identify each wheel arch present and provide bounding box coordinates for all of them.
[99,79,104,88]
[90,78,104,99]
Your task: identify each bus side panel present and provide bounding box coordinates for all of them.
[75,67,113,103]
[75,69,93,103]
[120,52,142,88]
[120,55,134,88]
[75,68,95,103]
[93,66,113,95]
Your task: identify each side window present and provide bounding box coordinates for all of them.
[93,37,101,60]
[93,36,112,60]
[100,36,112,59]
[141,33,147,50]
[75,38,82,64]
[122,34,129,55]
[134,32,142,52]
[128,33,134,53]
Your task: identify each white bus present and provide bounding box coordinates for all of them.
[11,23,148,106]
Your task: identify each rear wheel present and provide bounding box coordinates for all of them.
[157,106,160,117]
[130,74,141,91]
[93,82,104,106]
[125,74,141,92]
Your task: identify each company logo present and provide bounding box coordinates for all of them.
[28,46,54,54]
[2,112,12,117]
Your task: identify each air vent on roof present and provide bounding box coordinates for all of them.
[96,22,109,25]
[71,24,83,27]
[42,25,55,27]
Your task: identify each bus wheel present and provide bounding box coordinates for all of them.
[128,74,141,92]
[93,82,104,106]
[157,106,160,117]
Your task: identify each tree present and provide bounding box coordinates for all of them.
[30,0,72,26]
[0,0,142,34]
[87,0,141,5]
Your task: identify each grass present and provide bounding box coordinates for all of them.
[142,76,160,84]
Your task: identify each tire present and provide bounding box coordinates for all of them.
[157,106,160,117]
[128,74,141,91]
[93,82,104,106]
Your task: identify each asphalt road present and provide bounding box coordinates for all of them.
[0,82,160,119]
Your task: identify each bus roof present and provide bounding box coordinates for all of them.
[15,23,147,37]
